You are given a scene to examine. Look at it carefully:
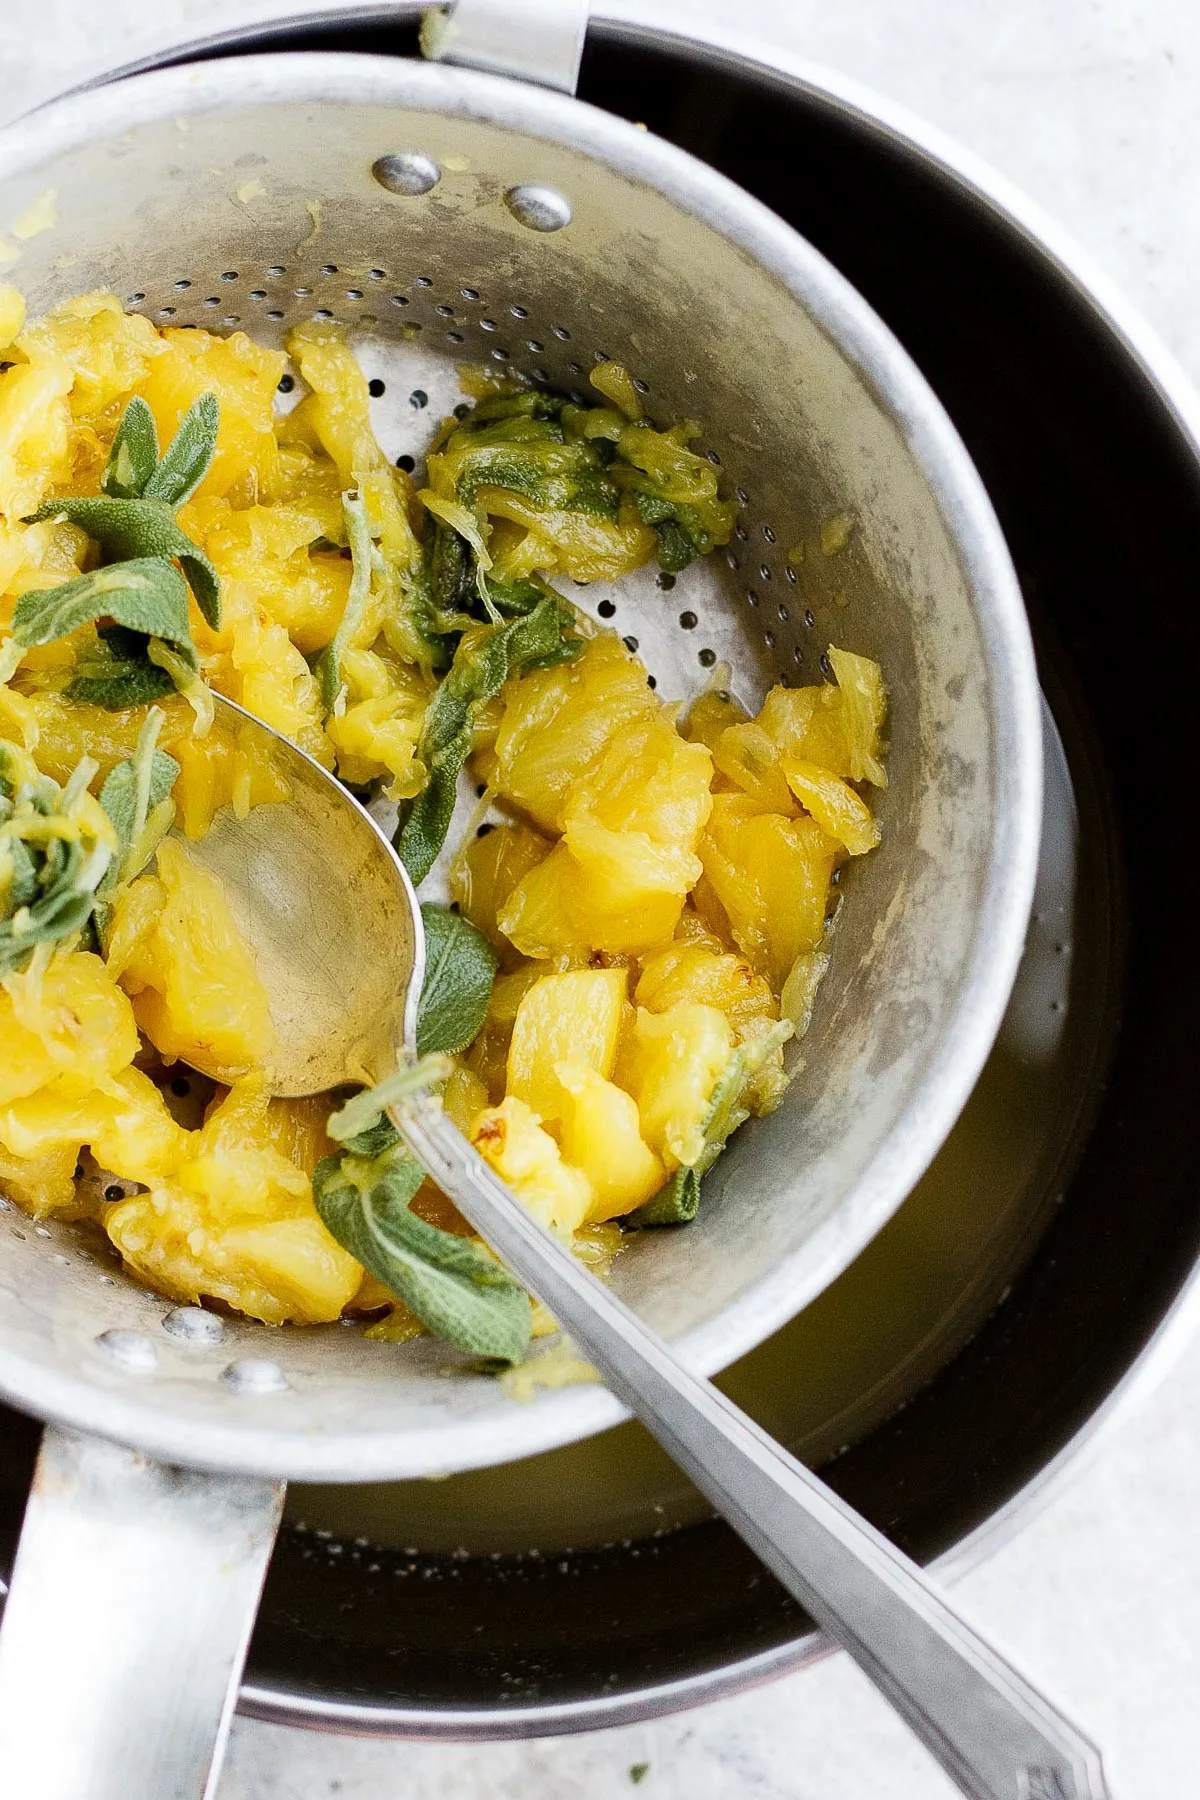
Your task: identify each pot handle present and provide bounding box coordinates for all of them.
[0,1425,283,1800]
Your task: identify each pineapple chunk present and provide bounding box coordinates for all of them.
[0,1141,80,1220]
[499,841,684,960]
[618,1003,733,1170]
[700,794,839,992]
[556,1063,665,1222]
[452,821,551,965]
[104,1080,360,1325]
[713,653,887,809]
[562,708,713,876]
[635,941,778,1041]
[138,326,286,503]
[507,967,627,1124]
[784,759,880,855]
[471,1097,592,1237]
[492,635,657,833]
[681,687,750,753]
[0,1067,189,1186]
[117,838,274,1079]
[827,646,888,787]
[0,952,138,1105]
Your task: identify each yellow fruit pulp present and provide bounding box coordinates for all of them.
[0,282,890,1340]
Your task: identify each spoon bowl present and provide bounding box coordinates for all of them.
[184,695,422,1097]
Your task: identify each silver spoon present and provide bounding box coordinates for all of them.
[192,693,1111,1800]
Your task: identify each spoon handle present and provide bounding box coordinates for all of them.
[399,1101,1111,1800]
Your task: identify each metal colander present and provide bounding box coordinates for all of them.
[0,21,1041,1799]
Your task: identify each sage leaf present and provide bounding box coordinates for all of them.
[417,903,498,1057]
[66,624,176,710]
[323,908,495,1160]
[631,1022,794,1228]
[397,592,581,884]
[23,496,221,630]
[312,1153,532,1362]
[326,1057,453,1148]
[632,1166,700,1227]
[96,707,179,898]
[1,743,114,976]
[101,397,159,500]
[142,393,220,507]
[313,489,375,713]
[11,558,199,674]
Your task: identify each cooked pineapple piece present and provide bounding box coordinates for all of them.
[827,646,888,786]
[0,952,139,1105]
[0,1141,80,1220]
[471,1096,593,1238]
[0,358,73,519]
[16,289,162,422]
[681,687,750,753]
[700,794,839,992]
[556,1062,665,1222]
[189,495,352,654]
[139,326,286,503]
[492,635,657,834]
[499,840,685,959]
[284,325,420,574]
[116,838,274,1079]
[635,941,778,1041]
[563,708,712,868]
[785,760,880,855]
[451,821,551,966]
[104,1079,361,1324]
[618,1002,733,1170]
[0,1067,189,1186]
[507,967,627,1124]
[442,1062,490,1135]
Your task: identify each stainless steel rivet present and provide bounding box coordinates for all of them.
[504,184,572,232]
[163,1306,226,1345]
[222,1357,288,1395]
[95,1329,157,1373]
[372,152,441,197]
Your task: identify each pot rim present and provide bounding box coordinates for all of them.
[218,7,1200,1733]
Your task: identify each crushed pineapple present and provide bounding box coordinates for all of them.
[0,282,889,1351]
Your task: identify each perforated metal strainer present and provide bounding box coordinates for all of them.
[0,10,1040,1797]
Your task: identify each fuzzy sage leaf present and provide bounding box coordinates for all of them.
[95,707,179,901]
[65,624,177,709]
[1,743,114,976]
[142,393,220,507]
[21,496,221,631]
[101,397,159,500]
[417,904,498,1056]
[10,559,200,692]
[312,1153,532,1363]
[397,593,581,885]
[313,489,375,713]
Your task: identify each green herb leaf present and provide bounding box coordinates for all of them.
[101,397,159,500]
[11,557,197,664]
[397,592,581,885]
[23,496,221,630]
[312,1153,532,1362]
[417,903,498,1056]
[96,708,179,899]
[143,393,220,508]
[631,1165,701,1227]
[326,1058,454,1148]
[630,1022,794,1228]
[65,624,177,710]
[313,490,375,712]
[1,743,114,976]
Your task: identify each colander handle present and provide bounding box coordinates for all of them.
[399,1098,1114,1800]
[421,0,587,92]
[0,1426,283,1800]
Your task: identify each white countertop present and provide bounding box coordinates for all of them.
[3,2,1198,1794]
